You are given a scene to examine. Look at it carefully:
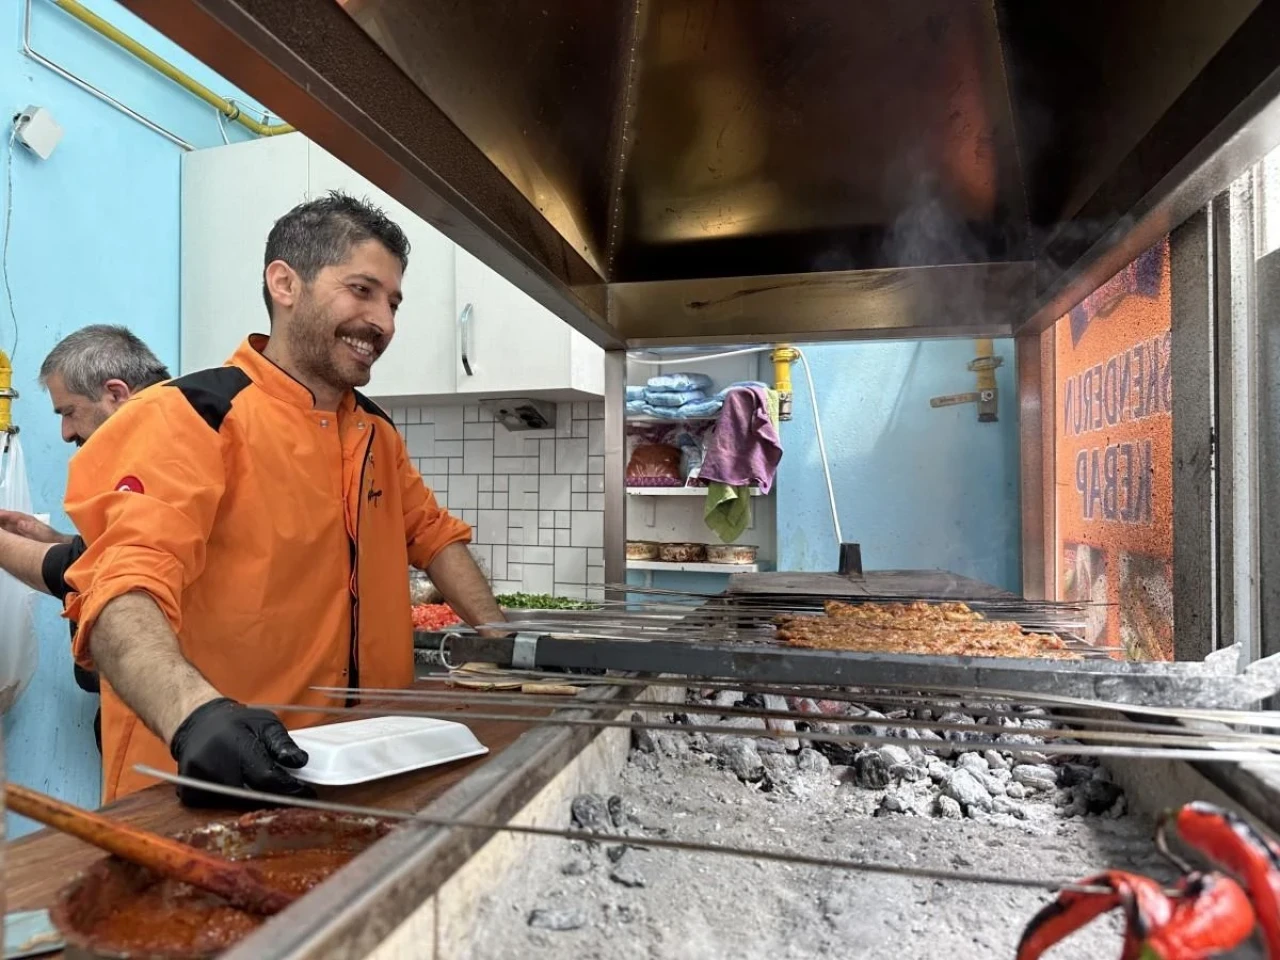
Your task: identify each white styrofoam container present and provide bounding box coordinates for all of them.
[289,715,489,786]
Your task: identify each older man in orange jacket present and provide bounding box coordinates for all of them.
[63,192,504,804]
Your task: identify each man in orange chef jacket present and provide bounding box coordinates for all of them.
[62,191,506,805]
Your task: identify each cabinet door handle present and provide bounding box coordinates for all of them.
[459,302,474,376]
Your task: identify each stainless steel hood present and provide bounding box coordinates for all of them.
[121,0,1280,346]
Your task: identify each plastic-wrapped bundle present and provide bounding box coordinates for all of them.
[646,372,713,393]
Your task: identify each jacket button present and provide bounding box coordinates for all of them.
[320,419,330,427]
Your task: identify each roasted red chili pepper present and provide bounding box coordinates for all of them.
[1163,801,1280,956]
[1016,871,1172,960]
[1142,873,1256,959]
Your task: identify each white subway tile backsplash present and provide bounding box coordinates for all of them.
[587,566,604,585]
[539,439,556,474]
[469,543,492,570]
[538,511,554,529]
[524,457,540,473]
[571,402,588,420]
[571,511,603,548]
[587,548,603,566]
[588,419,604,456]
[588,401,605,419]
[478,492,493,509]
[571,419,588,438]
[554,510,571,529]
[586,585,605,602]
[587,493,604,511]
[555,546,587,583]
[494,475,509,492]
[556,404,574,437]
[588,456,604,475]
[434,406,464,440]
[494,425,524,458]
[541,475,571,511]
[478,475,494,492]
[449,474,478,510]
[524,564,554,593]
[406,408,420,424]
[556,439,588,474]
[449,457,463,474]
[404,424,435,458]
[492,545,507,581]
[524,546,553,565]
[523,438,541,456]
[478,510,507,544]
[463,406,478,423]
[508,546,523,562]
[436,440,463,458]
[554,529,570,547]
[538,528,554,546]
[494,492,508,509]
[463,421,493,440]
[556,583,587,600]
[571,493,587,511]
[505,564,523,583]
[476,406,493,422]
[493,457,524,474]
[588,475,604,493]
[571,475,586,493]
[460,509,477,525]
[509,527,524,544]
[523,492,539,510]
[463,440,494,475]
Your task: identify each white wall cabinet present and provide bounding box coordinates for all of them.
[181,133,602,402]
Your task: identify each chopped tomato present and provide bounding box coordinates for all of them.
[411,603,462,631]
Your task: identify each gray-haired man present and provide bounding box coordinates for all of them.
[0,325,169,750]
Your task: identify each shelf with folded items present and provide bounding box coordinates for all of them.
[625,413,720,423]
[626,559,760,574]
[626,486,764,497]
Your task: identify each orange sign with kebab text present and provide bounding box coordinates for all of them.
[1054,238,1173,660]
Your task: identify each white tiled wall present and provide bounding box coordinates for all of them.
[389,402,606,601]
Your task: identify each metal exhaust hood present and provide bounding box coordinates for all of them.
[122,0,1280,346]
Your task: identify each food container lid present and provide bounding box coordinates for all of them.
[290,716,488,786]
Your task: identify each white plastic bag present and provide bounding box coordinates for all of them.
[0,437,37,715]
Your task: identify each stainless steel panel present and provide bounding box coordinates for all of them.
[1017,332,1048,600]
[603,349,627,591]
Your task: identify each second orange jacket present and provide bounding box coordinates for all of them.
[64,336,471,801]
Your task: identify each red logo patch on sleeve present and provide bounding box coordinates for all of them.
[115,476,144,494]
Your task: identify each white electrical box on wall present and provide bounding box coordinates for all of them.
[14,106,63,161]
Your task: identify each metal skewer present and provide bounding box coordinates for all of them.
[311,685,1280,751]
[249,701,1280,764]
[132,766,1140,897]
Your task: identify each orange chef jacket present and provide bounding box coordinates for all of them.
[63,335,471,801]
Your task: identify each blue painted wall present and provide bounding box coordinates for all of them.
[777,340,1022,593]
[1,0,263,835]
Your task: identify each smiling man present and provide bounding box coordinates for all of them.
[62,192,504,804]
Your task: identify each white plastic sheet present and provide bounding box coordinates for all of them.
[0,437,37,715]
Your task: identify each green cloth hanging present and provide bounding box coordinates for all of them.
[705,482,752,543]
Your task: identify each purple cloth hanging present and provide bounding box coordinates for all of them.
[698,386,782,494]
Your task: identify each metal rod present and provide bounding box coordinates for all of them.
[315,686,1280,750]
[132,766,1124,896]
[252,702,1280,764]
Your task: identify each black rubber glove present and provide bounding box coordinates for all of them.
[169,697,315,808]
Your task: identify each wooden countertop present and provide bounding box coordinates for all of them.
[6,688,543,939]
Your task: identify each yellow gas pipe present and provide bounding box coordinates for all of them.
[0,349,17,441]
[51,0,294,138]
[968,338,1001,422]
[771,344,798,421]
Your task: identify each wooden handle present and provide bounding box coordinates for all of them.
[7,783,296,915]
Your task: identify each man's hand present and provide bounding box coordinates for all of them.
[169,698,315,807]
[0,510,72,544]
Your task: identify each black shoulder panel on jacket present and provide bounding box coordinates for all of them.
[354,390,394,426]
[166,367,253,431]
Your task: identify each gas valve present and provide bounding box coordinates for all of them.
[929,346,1002,422]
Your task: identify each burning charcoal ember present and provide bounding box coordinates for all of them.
[609,861,647,888]
[1077,778,1124,815]
[796,747,831,775]
[713,689,745,708]
[944,768,993,812]
[608,795,636,828]
[789,697,823,715]
[935,795,963,819]
[528,907,588,931]
[631,714,659,753]
[990,796,1028,819]
[984,749,1011,771]
[927,761,954,784]
[877,744,913,769]
[716,737,765,781]
[572,794,612,832]
[1012,764,1058,792]
[1055,763,1096,788]
[818,699,852,716]
[561,859,593,876]
[853,749,891,788]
